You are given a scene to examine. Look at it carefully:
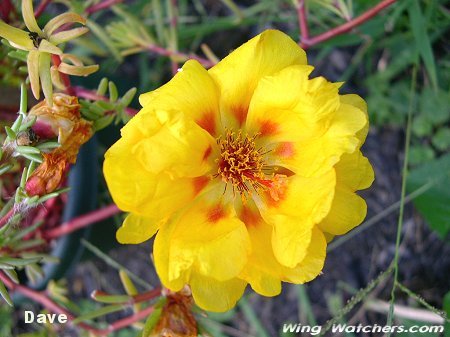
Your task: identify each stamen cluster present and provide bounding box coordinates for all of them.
[216,130,270,198]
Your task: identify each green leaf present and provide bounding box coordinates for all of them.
[36,142,60,151]
[91,291,131,304]
[0,164,14,176]
[412,115,433,137]
[20,152,43,163]
[444,292,450,337]
[141,307,162,337]
[73,304,123,323]
[97,77,108,96]
[407,153,450,239]
[408,0,438,89]
[93,114,115,131]
[16,145,41,155]
[431,128,450,151]
[409,145,435,166]
[120,87,137,107]
[108,81,118,102]
[0,280,13,306]
[0,256,42,266]
[5,126,16,140]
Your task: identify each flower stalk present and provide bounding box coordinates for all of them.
[299,0,397,48]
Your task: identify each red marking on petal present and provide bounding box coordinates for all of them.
[197,112,216,135]
[275,142,295,158]
[203,145,212,161]
[259,120,278,137]
[192,176,209,195]
[241,206,261,228]
[207,205,226,223]
[232,106,248,126]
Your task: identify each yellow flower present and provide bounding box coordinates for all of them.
[0,0,97,102]
[104,30,374,312]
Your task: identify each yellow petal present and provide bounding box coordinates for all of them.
[246,64,337,143]
[22,0,43,36]
[27,50,40,100]
[154,216,187,292]
[116,213,161,244]
[238,208,282,296]
[317,151,374,235]
[37,39,63,54]
[167,188,250,282]
[139,60,220,136]
[335,151,374,191]
[318,187,367,235]
[130,109,215,179]
[104,136,210,219]
[58,63,99,76]
[283,227,327,284]
[190,273,247,312]
[0,20,34,50]
[38,52,52,104]
[255,170,335,268]
[267,101,367,177]
[43,12,87,36]
[340,94,369,144]
[49,27,89,45]
[209,30,307,129]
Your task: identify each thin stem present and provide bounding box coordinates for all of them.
[73,87,139,116]
[85,0,124,15]
[296,0,309,41]
[0,271,157,336]
[43,203,120,240]
[301,0,397,48]
[132,287,162,303]
[0,208,15,229]
[0,271,103,334]
[144,44,215,68]
[34,0,52,18]
[104,304,154,334]
[386,65,417,333]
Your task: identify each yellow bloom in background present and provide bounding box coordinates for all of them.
[104,30,374,312]
[0,0,98,102]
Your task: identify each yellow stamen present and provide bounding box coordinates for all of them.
[215,130,274,201]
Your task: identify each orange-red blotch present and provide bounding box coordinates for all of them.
[196,112,216,135]
[259,120,279,137]
[232,105,248,126]
[240,206,261,228]
[192,176,209,195]
[202,145,212,162]
[275,142,295,158]
[207,205,226,223]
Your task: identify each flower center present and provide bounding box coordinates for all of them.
[215,130,274,201]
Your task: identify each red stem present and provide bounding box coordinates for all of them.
[85,0,124,15]
[0,271,103,334]
[106,304,154,333]
[73,87,139,116]
[0,271,156,336]
[297,0,309,41]
[43,203,120,240]
[301,0,397,48]
[34,0,52,18]
[0,208,15,229]
[145,45,215,68]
